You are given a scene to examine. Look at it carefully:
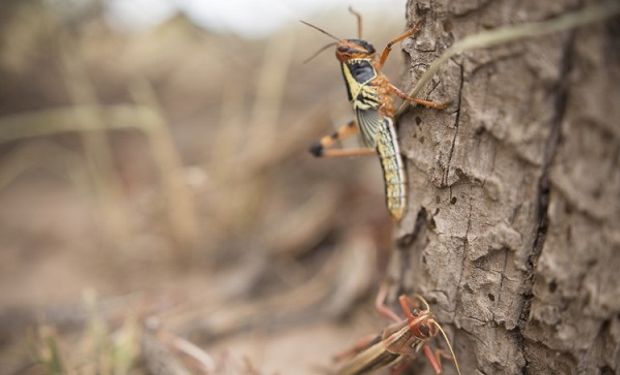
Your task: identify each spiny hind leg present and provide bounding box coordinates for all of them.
[389,83,450,110]
[309,120,375,158]
[377,20,423,69]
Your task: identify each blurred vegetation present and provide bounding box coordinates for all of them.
[0,0,407,373]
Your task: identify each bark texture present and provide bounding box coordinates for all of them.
[391,1,620,374]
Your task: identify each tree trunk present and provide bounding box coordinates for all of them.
[391,1,620,373]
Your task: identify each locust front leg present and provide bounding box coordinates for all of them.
[376,21,424,69]
[398,295,444,374]
[399,295,461,375]
[309,120,376,158]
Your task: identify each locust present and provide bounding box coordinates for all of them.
[333,284,461,375]
[304,8,448,221]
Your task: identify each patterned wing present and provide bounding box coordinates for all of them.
[355,108,383,148]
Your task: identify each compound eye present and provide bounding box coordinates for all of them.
[418,324,430,337]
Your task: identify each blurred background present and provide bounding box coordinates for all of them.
[0,0,410,373]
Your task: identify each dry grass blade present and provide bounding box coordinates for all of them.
[170,335,216,373]
[0,95,199,251]
[58,31,129,249]
[171,235,376,342]
[0,105,160,142]
[264,186,339,256]
[249,31,296,147]
[0,141,86,191]
[320,229,377,318]
[36,326,66,375]
[141,329,193,375]
[129,79,200,250]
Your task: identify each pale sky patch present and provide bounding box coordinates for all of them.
[104,0,406,38]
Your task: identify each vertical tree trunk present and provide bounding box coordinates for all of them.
[391,1,620,373]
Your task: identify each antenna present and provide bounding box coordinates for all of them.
[433,322,462,375]
[348,6,363,38]
[299,20,340,41]
[303,42,338,63]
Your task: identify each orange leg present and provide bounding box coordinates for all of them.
[377,20,423,69]
[399,295,418,320]
[375,283,402,323]
[398,294,430,315]
[423,344,444,374]
[309,120,376,158]
[389,83,450,110]
[316,148,376,158]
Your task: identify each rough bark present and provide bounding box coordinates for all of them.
[390,1,620,374]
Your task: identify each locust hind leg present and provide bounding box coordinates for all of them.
[389,83,450,110]
[309,120,376,158]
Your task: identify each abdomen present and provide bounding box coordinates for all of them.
[375,118,406,221]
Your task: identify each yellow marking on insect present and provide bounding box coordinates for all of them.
[376,118,406,221]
